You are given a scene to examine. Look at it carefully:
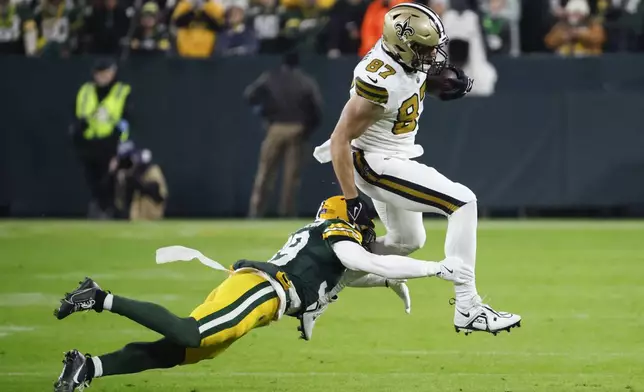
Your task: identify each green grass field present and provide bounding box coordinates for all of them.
[1,220,643,392]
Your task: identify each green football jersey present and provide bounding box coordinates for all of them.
[268,219,362,312]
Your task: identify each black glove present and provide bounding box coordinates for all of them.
[439,65,473,101]
[346,196,375,228]
[360,225,377,250]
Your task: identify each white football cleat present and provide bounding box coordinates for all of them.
[297,296,336,341]
[386,279,411,314]
[454,302,521,336]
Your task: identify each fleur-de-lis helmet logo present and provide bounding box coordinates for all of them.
[395,17,415,39]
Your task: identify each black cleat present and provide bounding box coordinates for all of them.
[54,278,102,320]
[54,350,91,392]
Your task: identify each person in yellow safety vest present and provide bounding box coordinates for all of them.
[70,58,133,219]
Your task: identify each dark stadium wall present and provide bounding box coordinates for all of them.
[1,55,644,217]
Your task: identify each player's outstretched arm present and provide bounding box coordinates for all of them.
[332,240,474,284]
[329,95,383,200]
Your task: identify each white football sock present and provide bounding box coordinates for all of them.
[103,294,114,311]
[91,356,103,378]
[445,201,479,308]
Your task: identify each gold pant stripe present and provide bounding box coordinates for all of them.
[184,273,280,365]
[378,178,461,213]
[353,150,465,215]
[198,288,276,339]
[196,280,272,331]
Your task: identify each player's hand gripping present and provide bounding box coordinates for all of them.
[345,196,375,228]
[436,257,474,284]
[439,65,473,101]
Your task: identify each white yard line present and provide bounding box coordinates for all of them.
[0,325,36,339]
[0,293,59,307]
[36,270,220,282]
[0,291,180,308]
[0,371,633,378]
[313,349,642,359]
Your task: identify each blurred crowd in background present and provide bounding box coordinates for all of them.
[6,0,644,220]
[1,0,644,59]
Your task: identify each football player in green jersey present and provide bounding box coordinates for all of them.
[52,196,472,392]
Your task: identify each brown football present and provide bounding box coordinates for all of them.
[440,67,459,82]
[426,67,458,97]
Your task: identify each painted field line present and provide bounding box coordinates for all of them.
[35,270,224,282]
[0,371,632,378]
[0,291,182,308]
[0,325,36,338]
[326,349,642,359]
[0,293,59,307]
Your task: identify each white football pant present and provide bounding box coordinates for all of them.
[353,150,479,307]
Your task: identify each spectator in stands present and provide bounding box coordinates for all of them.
[83,0,131,55]
[359,0,405,57]
[550,0,602,18]
[603,0,643,51]
[326,0,367,57]
[479,0,521,56]
[217,5,258,55]
[280,0,332,53]
[247,0,286,53]
[133,0,176,27]
[34,0,81,57]
[71,59,132,219]
[245,52,322,218]
[113,144,168,221]
[545,0,605,56]
[129,2,171,56]
[441,0,498,96]
[172,0,224,58]
[0,0,37,56]
[219,0,248,10]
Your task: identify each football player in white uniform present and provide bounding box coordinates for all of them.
[314,2,521,335]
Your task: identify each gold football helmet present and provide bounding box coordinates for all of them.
[315,196,377,247]
[316,196,350,222]
[382,3,448,74]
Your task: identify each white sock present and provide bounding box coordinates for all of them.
[103,294,114,311]
[445,202,479,308]
[454,283,479,310]
[91,356,103,378]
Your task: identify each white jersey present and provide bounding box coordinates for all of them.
[350,41,427,158]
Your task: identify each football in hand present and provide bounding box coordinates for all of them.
[426,67,459,97]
